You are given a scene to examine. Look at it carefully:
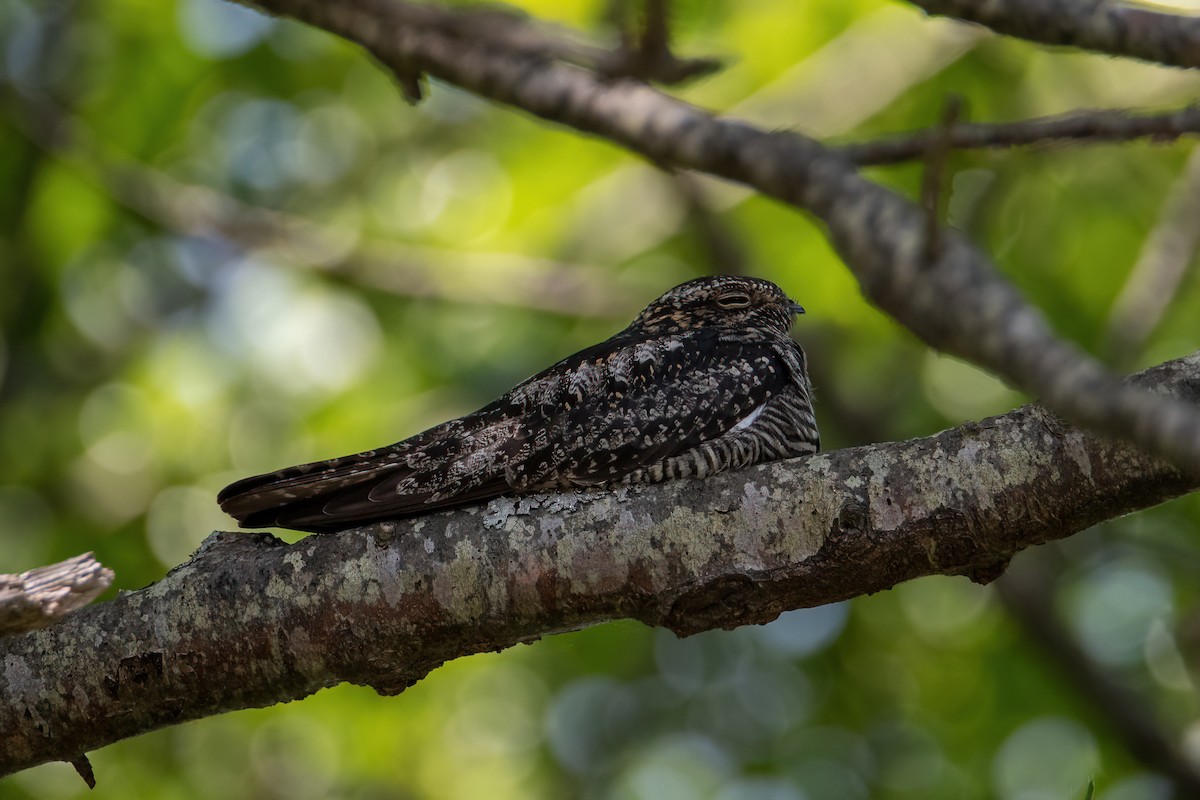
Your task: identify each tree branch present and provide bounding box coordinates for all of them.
[597,0,723,84]
[905,0,1200,69]
[232,0,1200,479]
[919,94,964,260]
[837,104,1200,166]
[2,353,1197,776]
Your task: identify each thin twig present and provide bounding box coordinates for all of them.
[641,0,669,60]
[68,755,95,789]
[597,0,722,83]
[921,95,964,261]
[838,104,1200,166]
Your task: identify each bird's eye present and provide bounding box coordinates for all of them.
[716,293,751,309]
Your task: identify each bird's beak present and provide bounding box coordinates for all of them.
[789,301,805,315]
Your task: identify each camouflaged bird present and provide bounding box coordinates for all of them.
[218,276,819,532]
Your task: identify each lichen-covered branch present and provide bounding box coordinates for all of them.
[2,353,1197,777]
[906,0,1200,69]
[0,553,113,637]
[234,0,1200,478]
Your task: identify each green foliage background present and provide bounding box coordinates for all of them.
[2,0,1199,797]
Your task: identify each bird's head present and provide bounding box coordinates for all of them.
[629,276,804,338]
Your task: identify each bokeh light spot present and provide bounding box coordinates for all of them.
[992,717,1098,800]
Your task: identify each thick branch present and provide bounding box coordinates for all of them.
[2,353,1197,776]
[906,0,1200,69]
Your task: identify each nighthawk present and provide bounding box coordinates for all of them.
[218,276,819,532]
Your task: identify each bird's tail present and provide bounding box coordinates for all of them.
[217,414,519,533]
[217,450,408,532]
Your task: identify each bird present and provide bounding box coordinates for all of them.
[218,276,819,533]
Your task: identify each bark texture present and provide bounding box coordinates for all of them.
[908,0,1200,69]
[1,353,1197,776]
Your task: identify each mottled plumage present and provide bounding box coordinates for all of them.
[218,276,819,532]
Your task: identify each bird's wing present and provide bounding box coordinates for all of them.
[217,339,628,531]
[215,413,522,532]
[505,330,793,489]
